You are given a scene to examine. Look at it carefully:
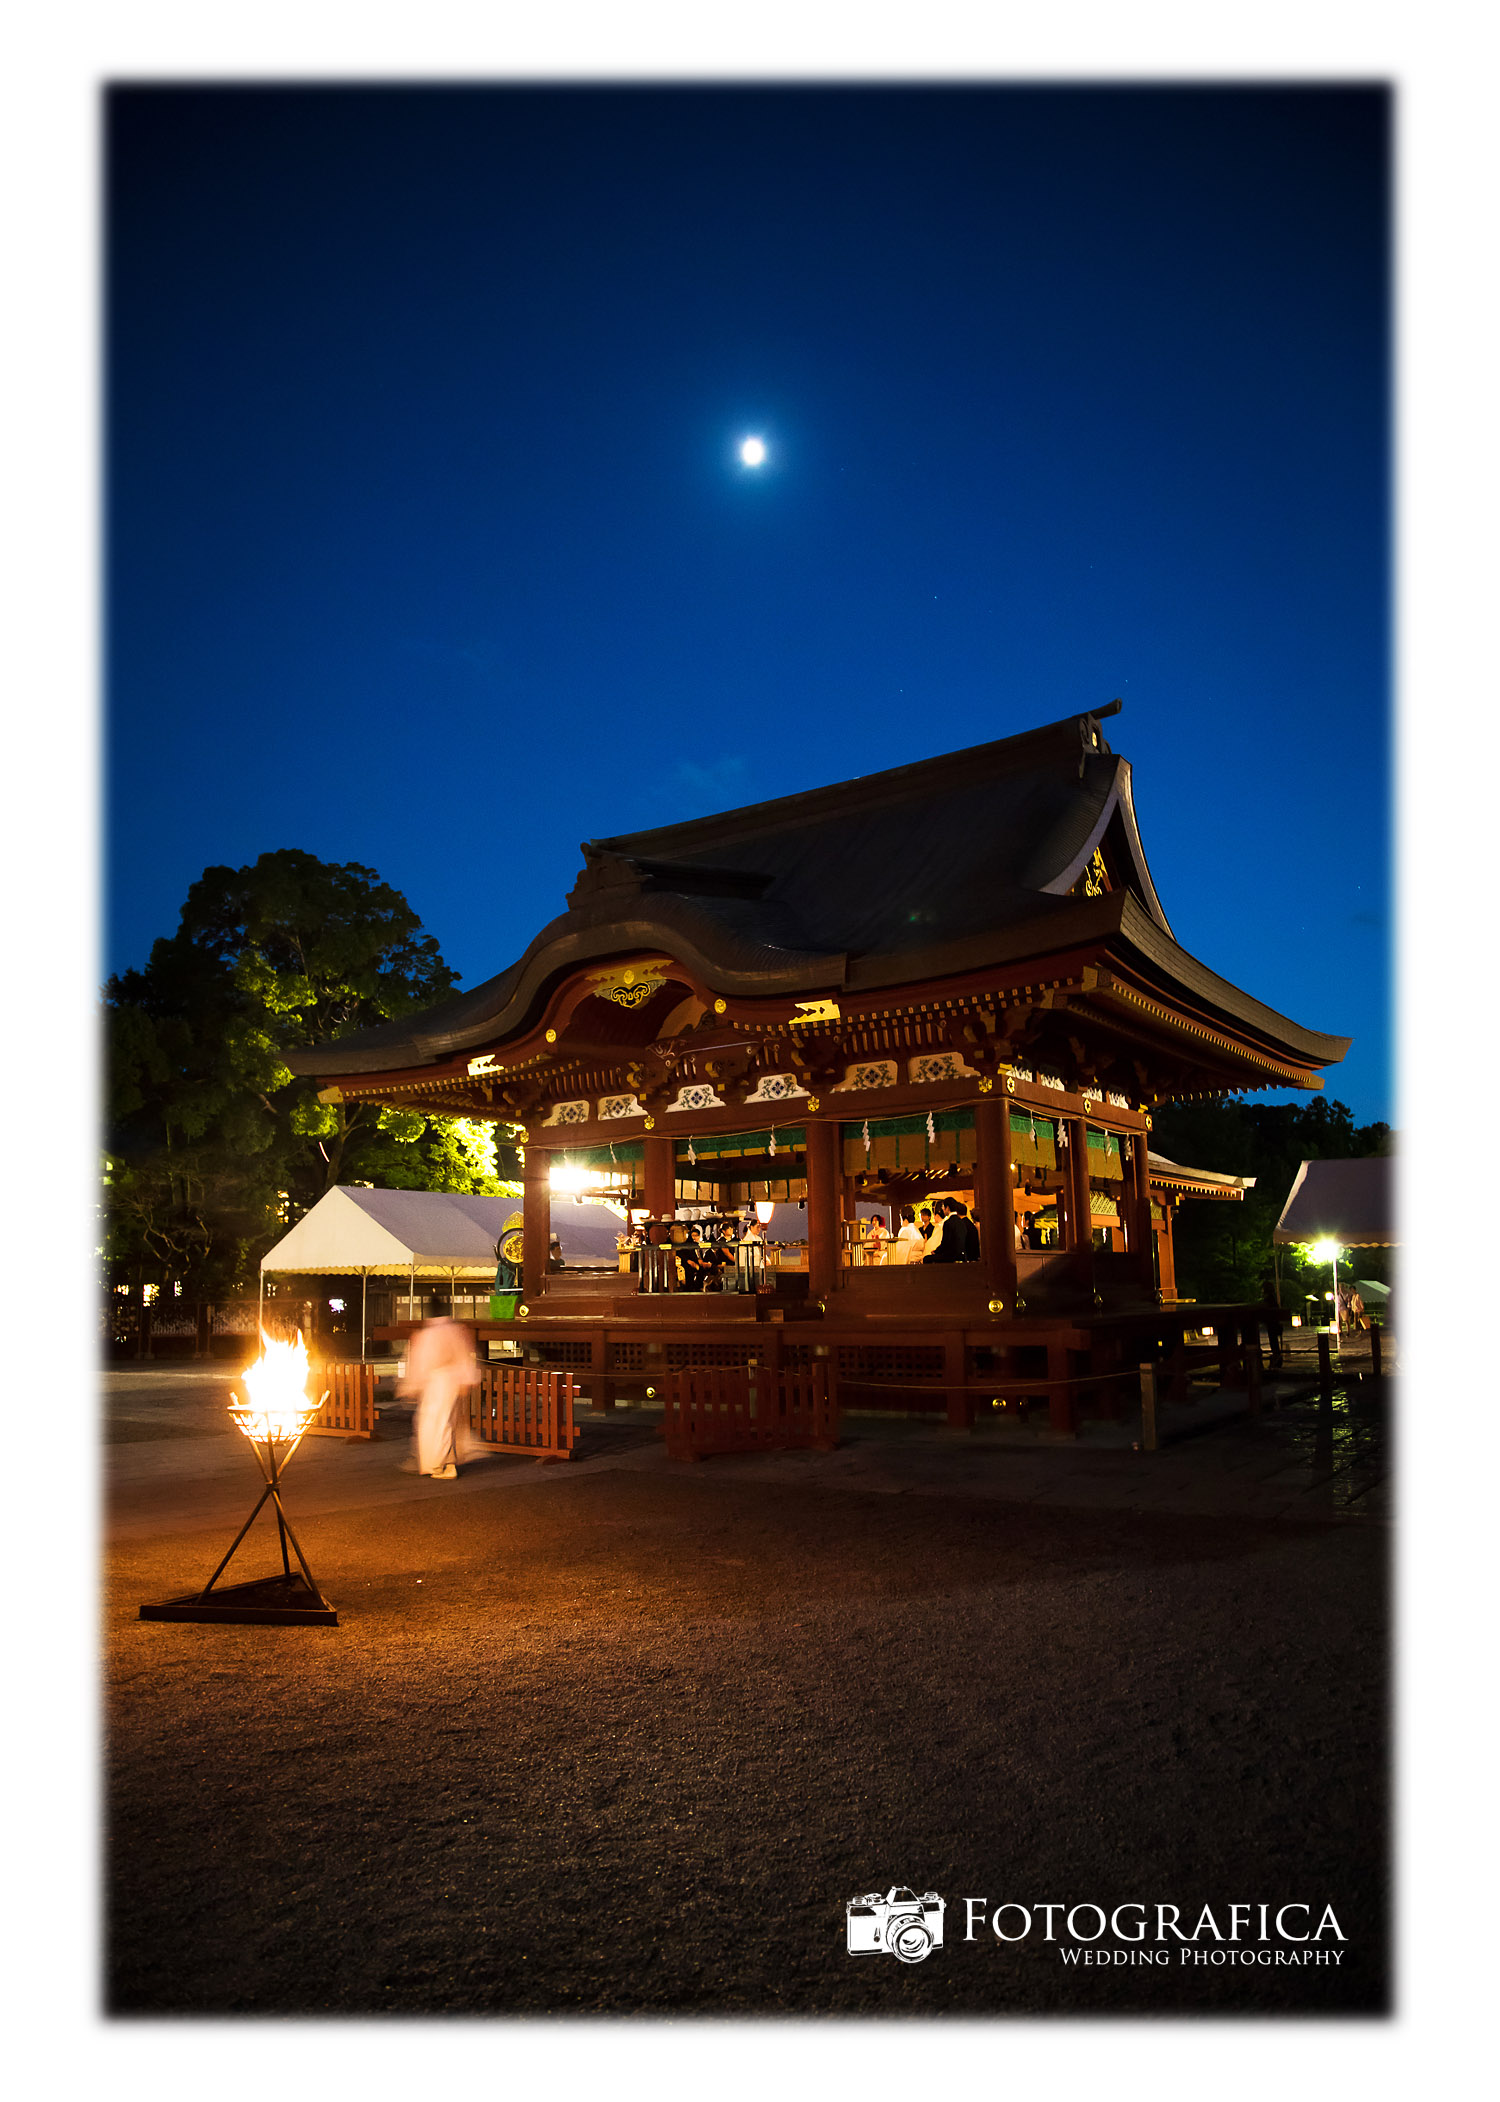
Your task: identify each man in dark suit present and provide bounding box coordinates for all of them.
[922,1199,968,1264]
[679,1226,711,1290]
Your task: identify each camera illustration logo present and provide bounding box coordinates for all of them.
[846,1886,946,1964]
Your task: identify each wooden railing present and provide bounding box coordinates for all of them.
[661,1361,837,1461]
[306,1360,378,1440]
[472,1364,580,1463]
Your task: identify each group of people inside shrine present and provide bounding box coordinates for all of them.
[864,1198,980,1264]
[676,1220,744,1290]
[612,1213,769,1291]
[612,1189,1074,1283]
[862,1194,1065,1261]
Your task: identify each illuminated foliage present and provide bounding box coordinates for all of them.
[104,849,517,1294]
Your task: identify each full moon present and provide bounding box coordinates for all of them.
[739,436,767,467]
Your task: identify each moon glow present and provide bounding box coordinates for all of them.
[739,436,767,466]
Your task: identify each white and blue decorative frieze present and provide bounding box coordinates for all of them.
[666,1083,727,1115]
[743,1072,809,1104]
[908,1051,979,1087]
[835,1060,899,1091]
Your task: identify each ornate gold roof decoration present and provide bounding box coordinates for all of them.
[589,959,673,1008]
[1081,847,1110,898]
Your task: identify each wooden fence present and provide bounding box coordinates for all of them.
[472,1364,580,1463]
[661,1361,837,1461]
[306,1360,378,1440]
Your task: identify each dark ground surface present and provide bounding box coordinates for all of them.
[106,1387,1389,2018]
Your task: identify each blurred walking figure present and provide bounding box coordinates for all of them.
[399,1316,483,1479]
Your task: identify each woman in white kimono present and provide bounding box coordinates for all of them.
[890,1207,926,1267]
[399,1316,484,1479]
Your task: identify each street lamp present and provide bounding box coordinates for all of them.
[1309,1239,1342,1337]
[139,1331,338,1627]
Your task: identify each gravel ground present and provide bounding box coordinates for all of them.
[106,1450,1388,2017]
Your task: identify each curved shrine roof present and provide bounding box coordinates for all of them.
[288,706,1349,1080]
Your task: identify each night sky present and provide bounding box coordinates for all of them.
[106,85,1390,1123]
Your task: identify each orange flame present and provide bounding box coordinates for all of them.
[229,1328,323,1443]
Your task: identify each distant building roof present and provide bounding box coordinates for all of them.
[1273,1157,1395,1248]
[1147,1151,1255,1199]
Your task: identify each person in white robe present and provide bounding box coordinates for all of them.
[890,1207,926,1267]
[399,1316,484,1478]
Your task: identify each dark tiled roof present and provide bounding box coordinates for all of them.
[288,706,1348,1077]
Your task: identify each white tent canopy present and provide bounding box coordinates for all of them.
[260,1185,639,1275]
[259,1186,638,1357]
[1273,1157,1395,1248]
[261,1187,521,1277]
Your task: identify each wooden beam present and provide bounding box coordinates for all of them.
[522,1144,549,1303]
[1125,1127,1155,1298]
[1156,1199,1179,1301]
[805,1121,840,1305]
[1064,1113,1094,1300]
[643,1132,675,1220]
[973,1094,1019,1315]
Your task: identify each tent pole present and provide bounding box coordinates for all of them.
[361,1267,368,1361]
[258,1265,265,1339]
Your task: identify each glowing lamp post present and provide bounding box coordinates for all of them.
[139,1331,338,1627]
[1309,1239,1342,1337]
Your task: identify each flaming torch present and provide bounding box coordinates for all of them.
[139,1330,338,1627]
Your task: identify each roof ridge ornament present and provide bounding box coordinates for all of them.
[1077,699,1122,770]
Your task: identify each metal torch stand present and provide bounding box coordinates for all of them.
[139,1422,338,1627]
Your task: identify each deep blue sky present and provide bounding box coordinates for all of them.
[107,85,1390,1124]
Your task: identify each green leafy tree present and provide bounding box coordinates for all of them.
[105,849,519,1298]
[1150,1094,1393,1304]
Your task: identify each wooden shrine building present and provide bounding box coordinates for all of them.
[289,705,1347,1433]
